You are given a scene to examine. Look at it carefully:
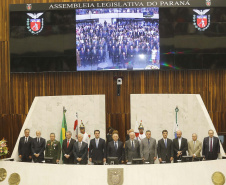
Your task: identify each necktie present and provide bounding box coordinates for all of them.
[25,138,27,143]
[132,140,134,150]
[193,141,195,150]
[96,139,98,148]
[79,142,82,151]
[67,140,69,148]
[165,139,167,148]
[114,142,117,150]
[148,139,150,145]
[210,138,213,152]
[179,139,181,150]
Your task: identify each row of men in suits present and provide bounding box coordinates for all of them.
[18,128,220,164]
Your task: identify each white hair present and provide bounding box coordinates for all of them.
[78,133,83,138]
[129,132,135,136]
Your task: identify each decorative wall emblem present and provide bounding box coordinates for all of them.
[26,4,32,11]
[8,173,20,185]
[206,0,211,7]
[212,171,225,185]
[0,168,7,182]
[107,168,124,185]
[193,9,210,31]
[27,13,44,35]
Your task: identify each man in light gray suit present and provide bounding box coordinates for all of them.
[188,133,202,159]
[140,130,157,164]
[125,132,140,162]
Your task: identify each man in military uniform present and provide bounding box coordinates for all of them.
[137,122,146,143]
[79,122,89,145]
[45,133,61,164]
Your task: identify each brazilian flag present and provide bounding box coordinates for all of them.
[60,108,67,147]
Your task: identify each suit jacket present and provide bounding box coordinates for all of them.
[202,136,220,159]
[157,138,173,162]
[140,137,157,163]
[45,140,61,163]
[73,141,88,162]
[173,137,188,161]
[31,137,46,159]
[18,136,33,158]
[188,140,202,157]
[89,138,106,161]
[107,140,124,162]
[125,139,140,162]
[62,138,76,158]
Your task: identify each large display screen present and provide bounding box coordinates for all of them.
[9,2,226,72]
[76,8,160,71]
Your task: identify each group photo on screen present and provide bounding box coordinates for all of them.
[76,8,160,71]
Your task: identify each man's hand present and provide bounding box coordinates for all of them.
[29,156,32,159]
[34,154,39,157]
[89,158,92,162]
[19,155,22,158]
[170,157,173,161]
[77,158,82,162]
[192,154,196,158]
[56,159,59,163]
[159,158,162,163]
[153,157,157,161]
[177,151,182,157]
[103,158,106,162]
[65,155,70,159]
[142,157,145,161]
[121,160,124,163]
[126,160,128,163]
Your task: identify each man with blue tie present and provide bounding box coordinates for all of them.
[157,130,173,163]
[107,133,124,164]
[202,129,220,160]
[89,130,106,165]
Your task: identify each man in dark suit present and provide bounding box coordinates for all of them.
[119,52,127,68]
[31,130,46,163]
[62,131,76,164]
[107,133,124,164]
[73,133,88,164]
[202,129,220,160]
[157,130,173,163]
[89,130,106,165]
[98,47,106,63]
[125,132,140,162]
[173,130,188,163]
[18,128,33,162]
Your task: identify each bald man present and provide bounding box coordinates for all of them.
[31,131,46,163]
[172,130,188,163]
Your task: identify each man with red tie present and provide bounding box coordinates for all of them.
[202,129,220,160]
[62,131,76,164]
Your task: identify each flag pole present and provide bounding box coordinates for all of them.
[76,112,78,141]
